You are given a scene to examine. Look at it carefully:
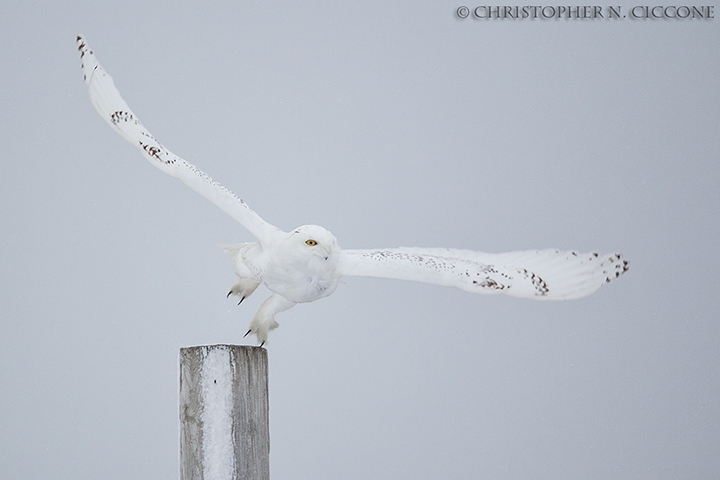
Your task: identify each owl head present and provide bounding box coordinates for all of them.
[289,225,340,263]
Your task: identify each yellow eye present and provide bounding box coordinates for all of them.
[305,239,318,246]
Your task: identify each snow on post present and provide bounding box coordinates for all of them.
[180,345,270,480]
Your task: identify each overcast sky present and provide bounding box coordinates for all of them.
[1,1,719,479]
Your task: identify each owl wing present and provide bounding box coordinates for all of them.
[337,247,629,300]
[76,35,283,242]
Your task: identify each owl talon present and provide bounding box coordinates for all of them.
[238,297,245,305]
[244,330,251,338]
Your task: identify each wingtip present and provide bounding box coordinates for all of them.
[76,34,99,86]
[76,34,89,55]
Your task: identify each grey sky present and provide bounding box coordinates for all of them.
[1,1,719,479]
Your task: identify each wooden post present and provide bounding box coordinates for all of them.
[179,345,269,480]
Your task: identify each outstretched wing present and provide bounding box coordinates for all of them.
[338,247,629,300]
[76,35,283,242]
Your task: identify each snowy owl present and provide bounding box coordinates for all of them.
[77,35,629,345]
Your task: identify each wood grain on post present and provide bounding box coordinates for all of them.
[179,345,269,480]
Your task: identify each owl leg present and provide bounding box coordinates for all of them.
[244,294,296,346]
[227,278,261,305]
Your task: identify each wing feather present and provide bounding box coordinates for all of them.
[76,35,282,242]
[338,247,629,300]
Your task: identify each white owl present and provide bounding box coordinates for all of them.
[77,36,629,345]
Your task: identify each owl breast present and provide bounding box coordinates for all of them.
[261,262,340,303]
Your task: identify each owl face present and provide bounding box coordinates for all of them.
[291,225,340,262]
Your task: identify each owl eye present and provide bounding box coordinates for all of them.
[305,239,318,246]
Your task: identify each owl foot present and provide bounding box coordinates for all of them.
[227,278,261,305]
[244,294,296,346]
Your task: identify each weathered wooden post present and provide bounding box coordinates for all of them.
[179,345,270,480]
